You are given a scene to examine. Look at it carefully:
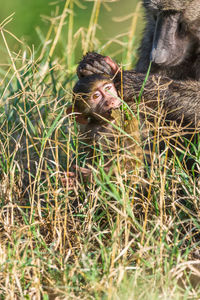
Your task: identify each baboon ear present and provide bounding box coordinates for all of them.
[67,105,88,125]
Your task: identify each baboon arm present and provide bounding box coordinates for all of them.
[118,70,200,126]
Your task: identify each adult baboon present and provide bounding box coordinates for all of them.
[77,0,200,127]
[137,0,200,80]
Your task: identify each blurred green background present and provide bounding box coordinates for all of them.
[0,0,142,63]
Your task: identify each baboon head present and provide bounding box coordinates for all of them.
[143,0,191,11]
[143,0,200,67]
[73,74,121,121]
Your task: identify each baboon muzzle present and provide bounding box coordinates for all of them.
[150,12,182,66]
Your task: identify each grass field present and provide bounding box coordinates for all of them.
[0,1,200,299]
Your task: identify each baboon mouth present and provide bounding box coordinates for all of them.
[107,106,121,115]
[104,108,115,119]
[106,109,113,116]
[162,56,185,67]
[152,53,185,67]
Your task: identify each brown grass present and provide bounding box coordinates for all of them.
[0,1,200,299]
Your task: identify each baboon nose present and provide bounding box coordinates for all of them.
[151,48,168,65]
[105,100,114,107]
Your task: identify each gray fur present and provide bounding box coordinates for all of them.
[137,0,200,79]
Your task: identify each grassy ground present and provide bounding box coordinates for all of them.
[0,1,200,299]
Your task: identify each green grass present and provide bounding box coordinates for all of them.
[0,1,200,299]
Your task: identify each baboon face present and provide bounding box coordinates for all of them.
[144,0,199,67]
[73,75,121,120]
[84,80,120,118]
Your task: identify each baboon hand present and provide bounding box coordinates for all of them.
[77,52,119,78]
[61,167,93,188]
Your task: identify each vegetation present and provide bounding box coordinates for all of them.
[0,1,200,299]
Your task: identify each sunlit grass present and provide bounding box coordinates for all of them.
[0,1,200,299]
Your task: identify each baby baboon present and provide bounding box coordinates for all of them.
[70,74,143,179]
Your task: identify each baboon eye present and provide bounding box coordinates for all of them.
[151,10,158,22]
[177,22,187,37]
[153,14,157,22]
[104,84,112,91]
[92,91,101,100]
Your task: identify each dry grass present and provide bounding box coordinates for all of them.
[0,1,200,299]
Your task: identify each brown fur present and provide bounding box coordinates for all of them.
[72,75,143,180]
